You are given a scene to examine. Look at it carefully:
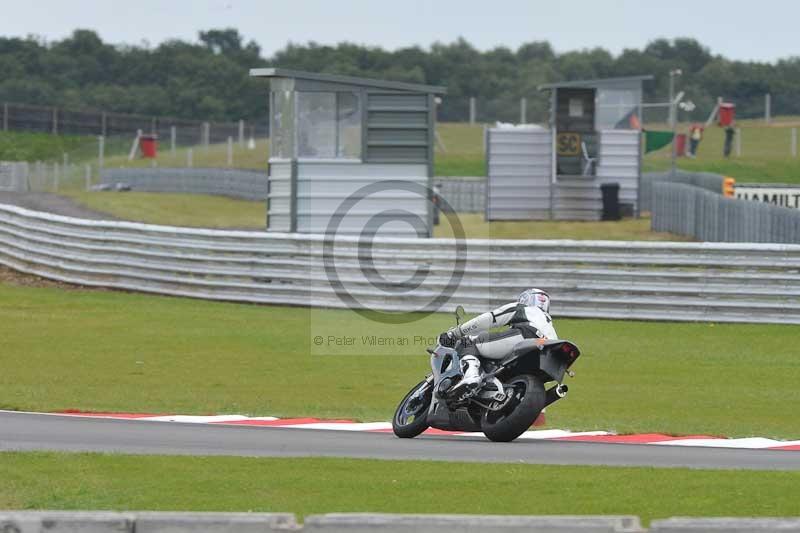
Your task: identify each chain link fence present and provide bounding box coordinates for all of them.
[1,101,269,140]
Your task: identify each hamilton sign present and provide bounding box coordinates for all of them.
[735,184,800,210]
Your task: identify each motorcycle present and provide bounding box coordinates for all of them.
[392,306,581,442]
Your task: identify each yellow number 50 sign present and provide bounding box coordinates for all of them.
[557,133,581,156]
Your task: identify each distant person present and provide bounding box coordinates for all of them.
[432,182,442,225]
[723,126,736,158]
[688,124,704,157]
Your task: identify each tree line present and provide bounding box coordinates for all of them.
[2,28,799,123]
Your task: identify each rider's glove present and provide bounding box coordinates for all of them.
[438,331,456,347]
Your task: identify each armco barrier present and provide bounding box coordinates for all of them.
[1,203,800,324]
[649,517,800,532]
[0,511,297,532]
[100,168,486,212]
[641,170,725,212]
[2,512,800,531]
[100,167,269,200]
[652,181,800,243]
[303,513,643,532]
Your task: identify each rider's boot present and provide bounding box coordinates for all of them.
[449,354,481,398]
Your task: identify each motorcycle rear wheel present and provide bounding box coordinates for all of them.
[481,374,545,442]
[392,379,432,438]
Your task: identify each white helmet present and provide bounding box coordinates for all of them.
[518,288,550,314]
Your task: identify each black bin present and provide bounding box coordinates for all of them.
[600,183,621,221]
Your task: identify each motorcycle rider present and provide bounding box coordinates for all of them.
[438,288,557,396]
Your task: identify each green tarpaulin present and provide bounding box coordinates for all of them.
[645,130,674,153]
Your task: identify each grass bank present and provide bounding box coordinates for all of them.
[434,213,689,240]
[62,192,686,239]
[1,453,798,522]
[63,191,266,229]
[644,118,800,183]
[0,131,99,163]
[1,280,798,438]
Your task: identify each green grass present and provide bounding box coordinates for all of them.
[1,282,799,438]
[94,123,485,176]
[434,213,689,240]
[63,193,686,240]
[2,453,799,522]
[63,191,266,228]
[644,118,800,183]
[0,131,101,163]
[435,122,485,176]
[100,138,269,171]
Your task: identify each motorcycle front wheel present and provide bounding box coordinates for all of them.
[392,379,432,438]
[481,374,545,442]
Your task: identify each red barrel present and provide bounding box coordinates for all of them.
[140,134,158,158]
[718,103,736,127]
[675,133,687,156]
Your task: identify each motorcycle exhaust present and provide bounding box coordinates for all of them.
[544,383,568,408]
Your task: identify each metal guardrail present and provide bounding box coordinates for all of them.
[99,168,487,212]
[641,170,725,212]
[101,168,269,200]
[0,162,29,192]
[2,512,800,532]
[436,177,486,213]
[1,203,799,324]
[652,181,800,243]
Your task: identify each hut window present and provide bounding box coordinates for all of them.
[271,90,294,159]
[297,91,362,159]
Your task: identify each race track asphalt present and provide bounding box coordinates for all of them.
[1,411,799,470]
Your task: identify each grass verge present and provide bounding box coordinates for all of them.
[434,213,689,240]
[61,192,686,240]
[1,280,799,438]
[644,119,800,183]
[95,122,486,176]
[1,452,799,523]
[62,191,266,229]
[0,131,100,163]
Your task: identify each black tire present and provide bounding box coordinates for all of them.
[392,379,432,438]
[481,374,545,442]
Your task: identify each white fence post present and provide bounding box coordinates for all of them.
[227,136,233,167]
[202,122,210,149]
[792,128,797,158]
[736,128,742,157]
[187,148,193,168]
[520,97,527,124]
[765,93,771,124]
[98,136,105,169]
[238,120,245,147]
[170,126,176,154]
[469,97,476,124]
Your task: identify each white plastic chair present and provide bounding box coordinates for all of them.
[581,141,596,176]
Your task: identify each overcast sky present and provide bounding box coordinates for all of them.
[0,0,796,63]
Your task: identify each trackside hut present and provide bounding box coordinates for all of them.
[486,75,651,221]
[250,68,446,236]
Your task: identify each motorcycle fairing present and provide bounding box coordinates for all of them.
[499,338,581,383]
